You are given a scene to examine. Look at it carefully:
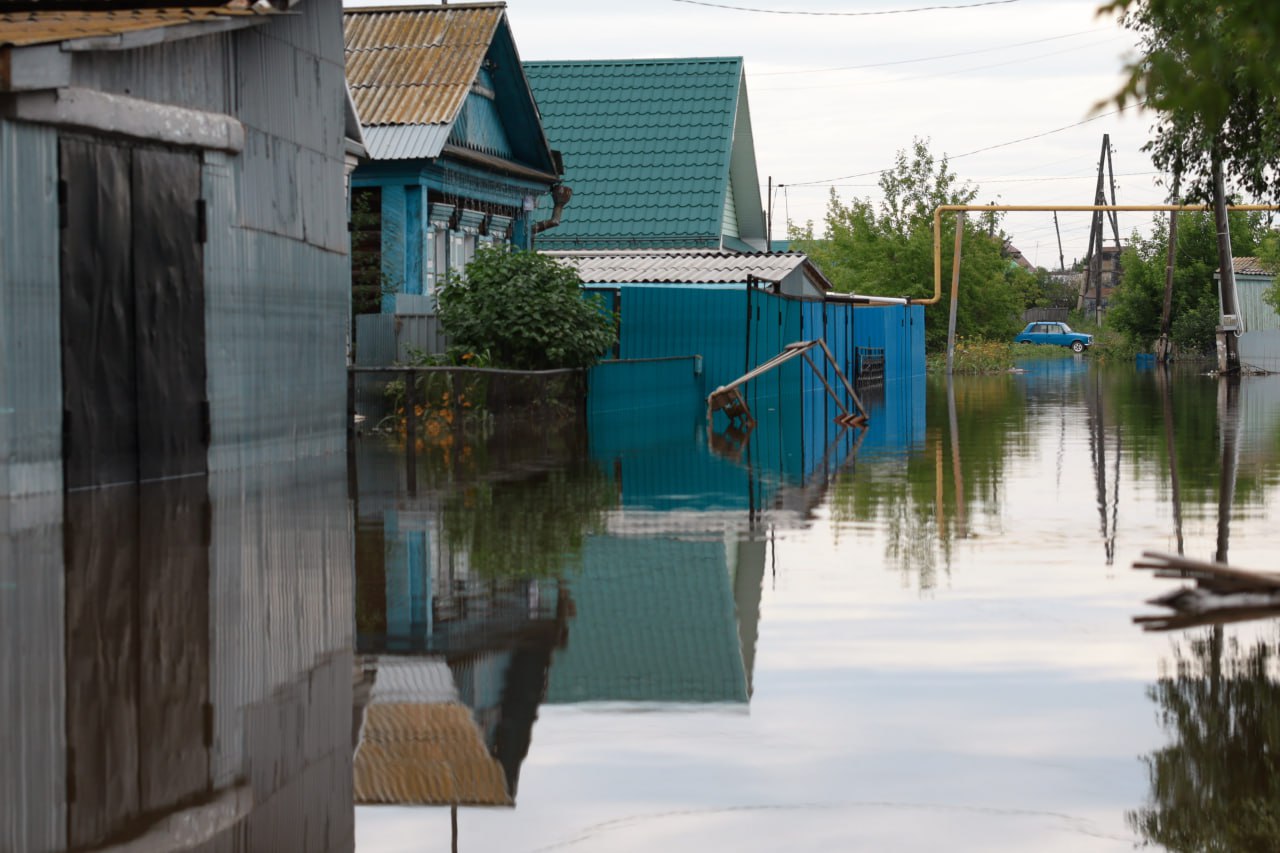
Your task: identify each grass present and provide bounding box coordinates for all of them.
[926,338,1075,375]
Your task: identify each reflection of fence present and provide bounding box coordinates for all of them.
[348,366,586,493]
[349,367,585,431]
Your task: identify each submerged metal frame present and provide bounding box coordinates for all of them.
[707,338,869,431]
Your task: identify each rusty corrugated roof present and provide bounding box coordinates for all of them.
[344,4,502,128]
[0,5,257,48]
[354,702,512,807]
[1233,256,1274,276]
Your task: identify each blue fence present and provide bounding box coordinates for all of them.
[584,284,927,506]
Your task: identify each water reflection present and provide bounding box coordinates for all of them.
[1130,629,1280,850]
[350,382,923,819]
[1,459,354,852]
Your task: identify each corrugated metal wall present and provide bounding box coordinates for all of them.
[587,357,703,418]
[0,494,66,853]
[1237,276,1280,371]
[2,3,356,849]
[0,120,62,498]
[593,285,925,497]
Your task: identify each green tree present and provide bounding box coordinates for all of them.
[1258,232,1280,315]
[1107,211,1265,353]
[790,139,1024,351]
[437,247,617,370]
[1102,0,1280,205]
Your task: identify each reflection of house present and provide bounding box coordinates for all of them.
[344,4,562,320]
[1218,257,1280,371]
[353,439,574,804]
[524,57,766,252]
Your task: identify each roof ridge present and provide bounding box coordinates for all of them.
[525,56,743,67]
[345,2,507,13]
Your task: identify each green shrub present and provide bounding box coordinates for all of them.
[437,248,617,370]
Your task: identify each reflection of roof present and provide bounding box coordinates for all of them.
[545,535,748,704]
[547,249,831,289]
[0,5,259,48]
[354,703,511,807]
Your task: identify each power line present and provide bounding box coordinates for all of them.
[785,103,1144,188]
[752,29,1101,76]
[671,0,1021,15]
[755,35,1128,92]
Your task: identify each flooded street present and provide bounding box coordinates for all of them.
[6,362,1280,852]
[353,362,1280,852]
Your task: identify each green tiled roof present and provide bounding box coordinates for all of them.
[524,57,745,250]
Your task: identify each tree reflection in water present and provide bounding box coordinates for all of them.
[1130,629,1280,851]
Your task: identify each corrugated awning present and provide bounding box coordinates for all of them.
[0,5,259,48]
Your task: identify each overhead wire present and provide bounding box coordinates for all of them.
[671,0,1022,16]
[751,28,1102,76]
[785,103,1146,188]
[754,35,1129,92]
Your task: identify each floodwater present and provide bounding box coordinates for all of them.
[5,360,1280,852]
[353,361,1280,852]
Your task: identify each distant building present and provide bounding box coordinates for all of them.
[1218,256,1280,371]
[1081,241,1123,313]
[1003,241,1036,273]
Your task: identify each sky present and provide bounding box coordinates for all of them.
[351,0,1166,269]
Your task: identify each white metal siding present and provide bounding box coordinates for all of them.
[721,173,739,240]
[0,120,62,498]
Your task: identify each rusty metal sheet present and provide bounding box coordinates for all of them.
[344,5,500,126]
[0,6,256,49]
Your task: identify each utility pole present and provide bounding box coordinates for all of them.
[1053,212,1065,272]
[1084,135,1109,325]
[1157,175,1179,363]
[1211,156,1241,373]
[766,176,773,249]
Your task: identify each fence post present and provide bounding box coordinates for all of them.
[404,368,417,496]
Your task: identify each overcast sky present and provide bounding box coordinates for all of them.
[352,0,1168,269]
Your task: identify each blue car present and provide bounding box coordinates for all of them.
[1014,321,1092,353]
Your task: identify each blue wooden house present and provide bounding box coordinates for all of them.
[344,3,564,316]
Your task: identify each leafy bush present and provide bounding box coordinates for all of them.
[437,247,617,370]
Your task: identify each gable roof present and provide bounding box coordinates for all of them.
[344,3,555,173]
[524,57,765,251]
